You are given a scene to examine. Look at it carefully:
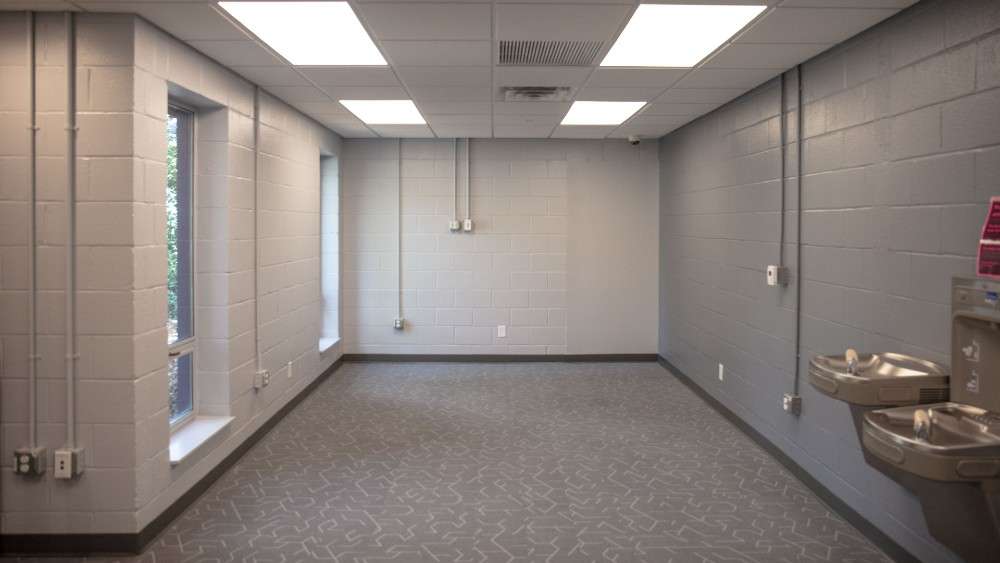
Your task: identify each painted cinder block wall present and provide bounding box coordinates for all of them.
[658,1,1000,562]
[339,138,659,355]
[0,12,342,534]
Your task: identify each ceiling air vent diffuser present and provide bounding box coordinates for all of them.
[498,40,603,66]
[502,86,573,102]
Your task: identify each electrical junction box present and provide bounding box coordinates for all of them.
[14,447,46,476]
[393,318,405,330]
[767,265,789,287]
[448,219,461,232]
[462,219,474,232]
[783,393,802,415]
[54,448,84,479]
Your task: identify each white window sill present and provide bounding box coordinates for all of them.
[319,337,339,354]
[169,415,234,466]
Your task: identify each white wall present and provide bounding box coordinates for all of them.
[0,12,342,535]
[340,138,659,355]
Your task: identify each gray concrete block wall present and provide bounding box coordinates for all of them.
[341,139,659,354]
[0,12,342,535]
[658,1,1000,561]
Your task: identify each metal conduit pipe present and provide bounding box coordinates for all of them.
[793,63,804,396]
[64,11,79,448]
[253,86,262,372]
[26,11,39,449]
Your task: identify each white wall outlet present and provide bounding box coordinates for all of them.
[497,325,506,338]
[718,363,724,382]
[783,393,802,415]
[462,218,473,232]
[13,447,46,476]
[766,265,789,287]
[54,448,83,479]
[393,317,405,330]
[254,369,270,390]
[448,219,461,232]
[287,361,293,379]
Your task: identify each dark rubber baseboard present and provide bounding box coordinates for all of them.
[342,353,659,363]
[0,357,345,556]
[656,356,921,563]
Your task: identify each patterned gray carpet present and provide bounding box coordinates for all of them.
[43,362,893,562]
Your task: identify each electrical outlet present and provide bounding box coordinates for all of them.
[497,325,506,338]
[448,219,461,232]
[393,318,405,330]
[766,265,789,287]
[13,447,46,476]
[287,361,293,378]
[54,448,83,479]
[462,218,473,232]
[254,369,270,390]
[783,393,802,415]
[718,363,724,382]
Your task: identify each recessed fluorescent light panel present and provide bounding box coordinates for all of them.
[218,2,386,65]
[601,4,766,67]
[561,101,645,126]
[340,100,425,125]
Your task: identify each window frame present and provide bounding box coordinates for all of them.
[167,102,197,430]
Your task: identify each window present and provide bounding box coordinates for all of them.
[320,155,339,350]
[167,105,195,425]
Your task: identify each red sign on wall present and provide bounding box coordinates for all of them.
[977,197,1000,279]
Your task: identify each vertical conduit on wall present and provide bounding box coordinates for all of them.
[464,139,471,222]
[453,138,459,224]
[252,86,262,375]
[397,139,403,323]
[64,11,79,448]
[26,11,39,449]
[792,64,805,396]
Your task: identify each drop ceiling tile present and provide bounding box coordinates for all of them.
[628,113,697,126]
[433,124,493,138]
[610,122,685,138]
[266,86,331,103]
[781,1,914,7]
[318,85,409,99]
[80,2,250,41]
[575,87,662,101]
[494,102,571,116]
[187,40,284,67]
[673,68,777,89]
[551,125,615,139]
[287,101,353,116]
[494,114,561,126]
[359,3,491,40]
[705,42,832,69]
[425,114,492,126]
[738,7,898,44]
[233,66,310,87]
[494,67,591,88]
[298,67,400,86]
[655,88,747,104]
[417,101,492,114]
[371,124,436,138]
[588,68,687,89]
[494,125,556,138]
[327,123,378,138]
[644,103,721,117]
[381,41,492,66]
[409,85,491,101]
[495,4,630,41]
[397,67,492,87]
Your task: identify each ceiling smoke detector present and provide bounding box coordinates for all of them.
[502,86,573,102]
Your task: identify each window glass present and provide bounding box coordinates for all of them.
[167,105,195,424]
[320,156,339,345]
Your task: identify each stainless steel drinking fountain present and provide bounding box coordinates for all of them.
[862,278,1000,563]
